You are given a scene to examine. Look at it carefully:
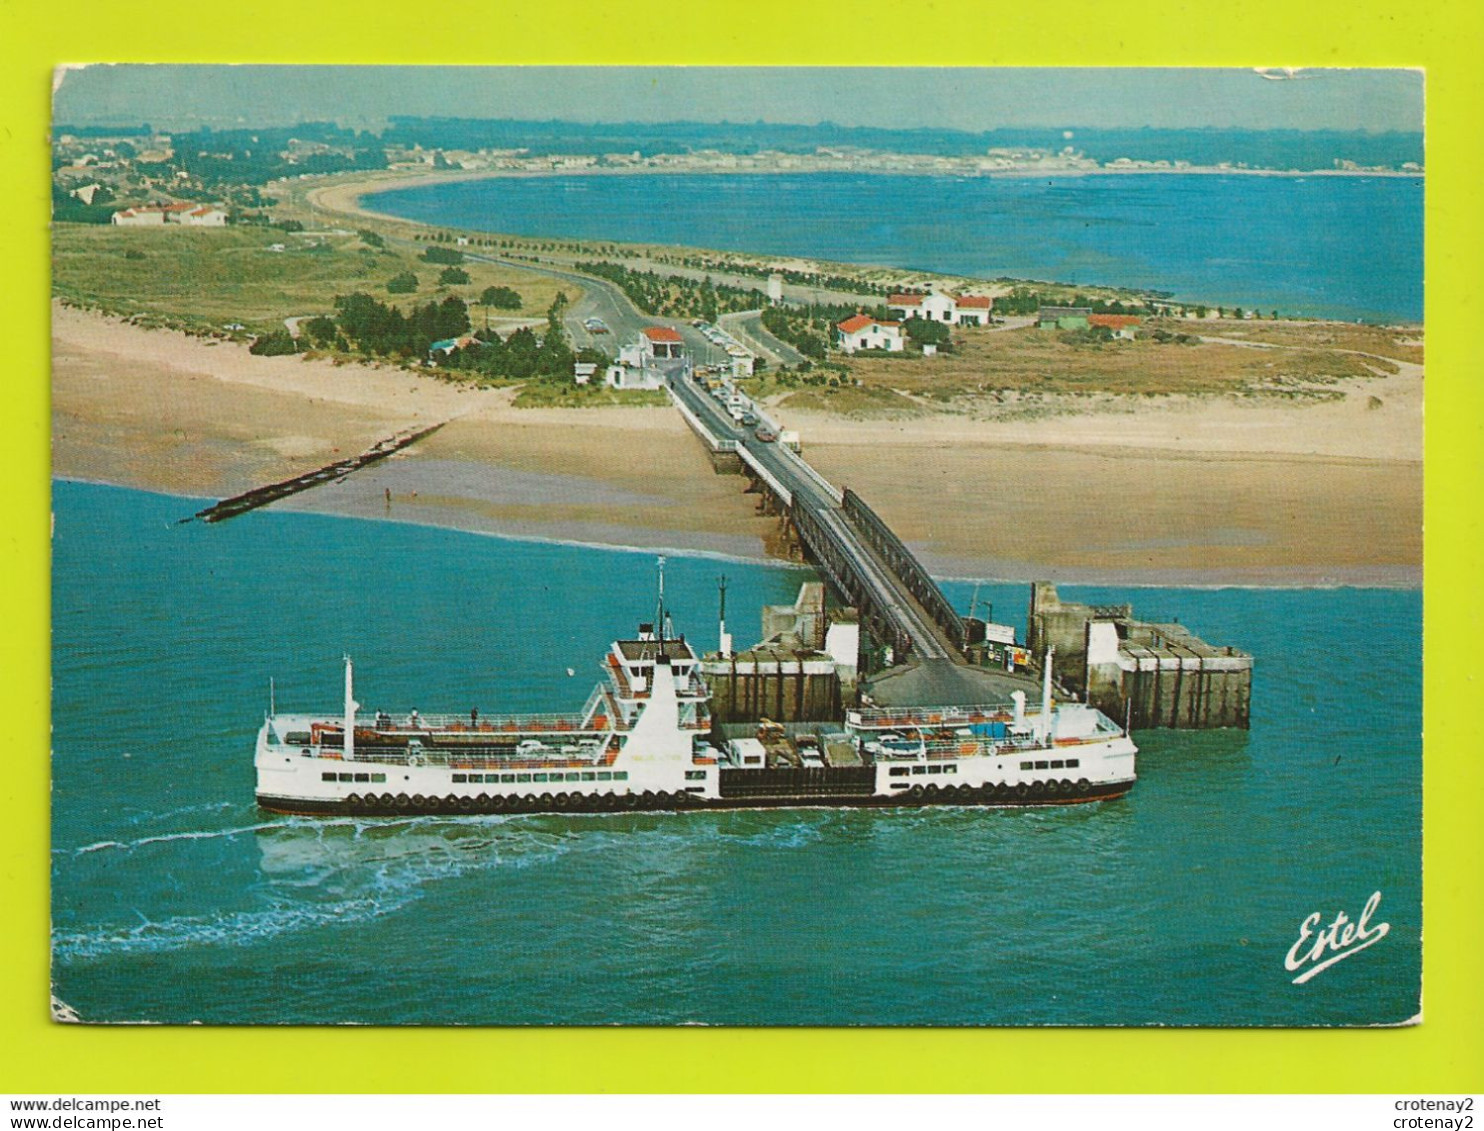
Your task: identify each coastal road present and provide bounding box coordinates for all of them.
[368,232,650,352]
[719,310,809,368]
[462,253,648,352]
[463,252,737,366]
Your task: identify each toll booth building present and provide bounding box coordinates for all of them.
[609,326,691,389]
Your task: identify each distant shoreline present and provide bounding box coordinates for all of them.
[336,162,1424,206]
[303,163,1424,230]
[298,165,1423,325]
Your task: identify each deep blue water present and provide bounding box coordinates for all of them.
[51,480,1421,1026]
[371,171,1423,324]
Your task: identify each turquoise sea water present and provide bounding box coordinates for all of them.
[371,171,1423,324]
[51,481,1421,1026]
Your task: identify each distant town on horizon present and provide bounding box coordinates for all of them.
[53,117,1425,194]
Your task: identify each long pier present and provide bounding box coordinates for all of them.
[184,422,447,524]
[668,377,962,664]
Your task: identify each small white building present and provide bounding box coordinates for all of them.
[608,326,691,389]
[605,363,665,390]
[111,207,166,226]
[176,205,229,227]
[573,361,597,386]
[1087,314,1142,340]
[767,273,784,304]
[836,314,904,354]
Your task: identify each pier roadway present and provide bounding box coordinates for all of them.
[415,244,1028,705]
[668,375,962,666]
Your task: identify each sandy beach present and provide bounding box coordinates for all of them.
[52,301,1421,586]
[52,303,780,558]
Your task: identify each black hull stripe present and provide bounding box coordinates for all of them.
[257,781,1134,817]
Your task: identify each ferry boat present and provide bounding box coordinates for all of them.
[255,581,1136,817]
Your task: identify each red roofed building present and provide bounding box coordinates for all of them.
[111,207,166,227]
[610,324,691,388]
[639,325,686,357]
[837,315,904,354]
[178,205,229,227]
[1087,313,1142,339]
[111,202,229,227]
[887,289,993,326]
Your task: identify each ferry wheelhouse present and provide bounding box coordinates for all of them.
[255,619,716,816]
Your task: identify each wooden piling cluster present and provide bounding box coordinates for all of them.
[705,648,846,724]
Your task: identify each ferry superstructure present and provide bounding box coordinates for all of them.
[255,624,1137,816]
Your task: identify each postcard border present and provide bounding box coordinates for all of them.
[5,3,1482,1094]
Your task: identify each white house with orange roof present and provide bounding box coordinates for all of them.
[110,207,166,226]
[953,294,993,325]
[1087,313,1142,340]
[176,205,229,227]
[609,325,691,389]
[887,289,993,326]
[836,314,904,354]
[110,202,229,227]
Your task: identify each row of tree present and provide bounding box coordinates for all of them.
[761,302,896,360]
[433,325,588,381]
[575,261,765,322]
[992,286,1155,316]
[306,292,474,357]
[655,252,886,298]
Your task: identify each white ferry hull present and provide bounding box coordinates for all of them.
[255,727,1136,816]
[255,781,1135,816]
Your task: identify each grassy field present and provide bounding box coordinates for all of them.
[52,222,576,337]
[510,382,669,408]
[1185,319,1425,363]
[771,320,1413,416]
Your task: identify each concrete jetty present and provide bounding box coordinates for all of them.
[1028,582,1252,729]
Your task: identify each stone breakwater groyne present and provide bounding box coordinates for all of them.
[183,422,447,524]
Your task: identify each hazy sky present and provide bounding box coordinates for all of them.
[54,65,1424,133]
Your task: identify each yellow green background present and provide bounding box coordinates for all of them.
[4,0,1480,1094]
